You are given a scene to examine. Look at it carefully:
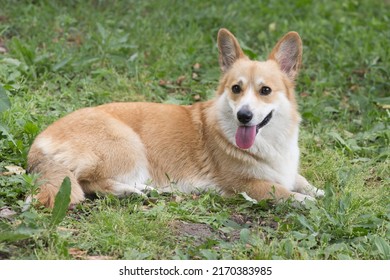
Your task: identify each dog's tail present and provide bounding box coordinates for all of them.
[27,147,85,208]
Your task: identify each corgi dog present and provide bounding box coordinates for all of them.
[27,28,324,208]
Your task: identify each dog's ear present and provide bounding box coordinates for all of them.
[218,29,246,72]
[269,32,302,80]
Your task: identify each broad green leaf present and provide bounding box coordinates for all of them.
[328,131,351,151]
[0,84,10,113]
[373,236,390,259]
[0,232,30,242]
[374,96,390,105]
[324,243,348,259]
[97,23,108,41]
[297,215,316,233]
[239,228,251,243]
[291,231,308,240]
[51,177,71,227]
[223,219,242,230]
[199,249,217,260]
[0,123,17,147]
[124,249,150,260]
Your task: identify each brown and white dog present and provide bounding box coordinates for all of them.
[27,28,324,208]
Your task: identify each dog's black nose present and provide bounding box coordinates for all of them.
[237,108,253,124]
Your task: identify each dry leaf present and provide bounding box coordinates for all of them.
[86,255,112,260]
[1,165,26,176]
[57,226,78,233]
[69,248,88,259]
[352,68,367,77]
[349,85,359,91]
[140,205,151,211]
[193,63,201,70]
[377,104,390,109]
[193,94,201,101]
[0,207,17,219]
[176,75,186,85]
[174,195,184,203]
[240,192,258,204]
[0,37,7,54]
[300,92,309,98]
[269,22,277,32]
[67,33,83,46]
[159,80,171,86]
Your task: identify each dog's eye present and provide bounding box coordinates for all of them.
[260,86,272,96]
[231,84,241,94]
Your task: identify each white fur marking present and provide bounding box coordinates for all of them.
[113,165,152,194]
[35,137,54,155]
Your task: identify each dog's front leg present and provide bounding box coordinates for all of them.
[235,178,315,203]
[294,174,325,198]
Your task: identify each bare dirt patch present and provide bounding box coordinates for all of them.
[170,220,216,246]
[170,213,279,246]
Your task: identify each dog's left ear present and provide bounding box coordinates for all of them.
[218,28,246,72]
[269,32,302,80]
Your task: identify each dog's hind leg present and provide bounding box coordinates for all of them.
[28,149,85,208]
[83,179,153,197]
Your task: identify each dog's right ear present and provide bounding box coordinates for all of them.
[217,29,246,72]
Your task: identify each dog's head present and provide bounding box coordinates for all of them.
[216,28,302,150]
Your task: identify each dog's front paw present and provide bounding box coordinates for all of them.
[295,174,325,198]
[292,192,316,204]
[313,187,325,198]
[303,185,324,198]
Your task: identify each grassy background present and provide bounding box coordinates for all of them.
[0,0,389,259]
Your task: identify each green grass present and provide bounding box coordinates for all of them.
[0,0,389,260]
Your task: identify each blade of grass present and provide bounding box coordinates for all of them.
[0,84,10,112]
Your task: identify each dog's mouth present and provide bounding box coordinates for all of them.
[255,110,273,133]
[235,110,273,150]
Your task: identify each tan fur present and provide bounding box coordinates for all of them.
[27,29,323,208]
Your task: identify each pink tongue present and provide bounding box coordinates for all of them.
[235,125,256,149]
